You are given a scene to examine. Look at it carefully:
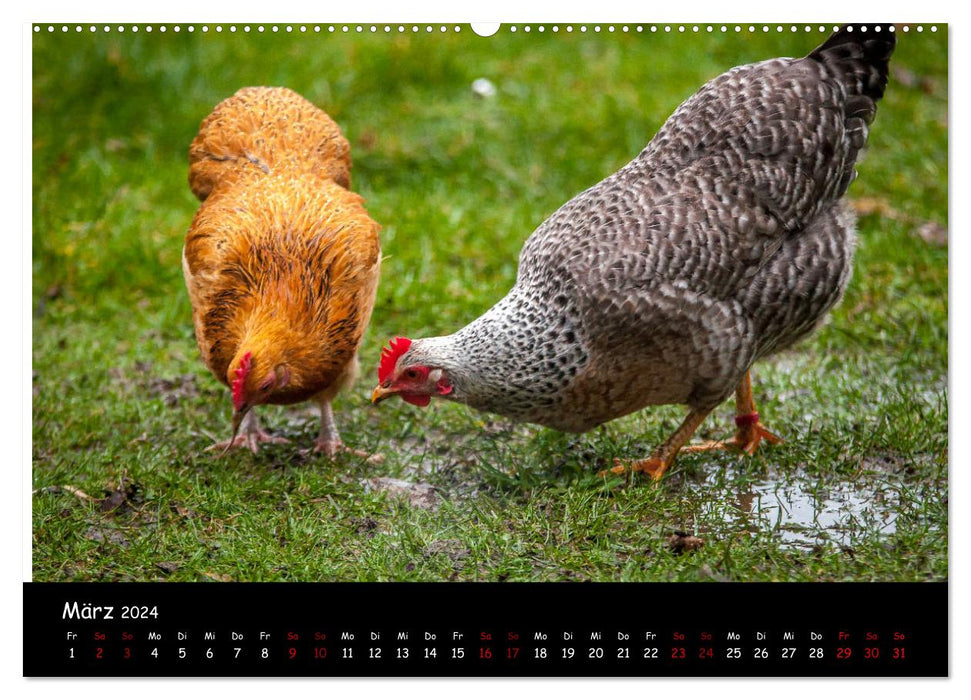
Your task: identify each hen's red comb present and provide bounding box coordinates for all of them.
[378,337,412,383]
[231,351,253,411]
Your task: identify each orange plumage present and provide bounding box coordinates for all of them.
[183,87,381,456]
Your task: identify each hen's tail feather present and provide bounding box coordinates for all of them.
[188,87,352,202]
[809,24,897,102]
[805,25,896,201]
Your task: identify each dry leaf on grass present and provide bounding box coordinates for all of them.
[85,526,129,548]
[202,572,233,582]
[33,485,94,502]
[916,221,948,246]
[849,197,947,247]
[849,196,908,221]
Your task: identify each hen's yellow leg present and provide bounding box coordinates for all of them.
[680,371,782,456]
[600,406,714,482]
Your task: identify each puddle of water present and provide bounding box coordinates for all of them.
[695,467,901,549]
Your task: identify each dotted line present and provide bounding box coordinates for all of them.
[505,24,935,34]
[32,24,939,35]
[32,24,465,34]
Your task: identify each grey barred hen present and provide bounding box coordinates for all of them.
[372,25,895,481]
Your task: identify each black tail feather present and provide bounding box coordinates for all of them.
[809,24,897,100]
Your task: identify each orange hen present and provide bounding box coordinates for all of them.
[183,87,381,457]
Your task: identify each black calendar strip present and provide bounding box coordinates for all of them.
[23,582,947,677]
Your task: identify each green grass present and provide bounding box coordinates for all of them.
[32,24,947,582]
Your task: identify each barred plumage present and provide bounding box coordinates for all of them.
[377,26,895,474]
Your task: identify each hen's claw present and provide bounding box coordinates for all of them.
[206,410,289,456]
[680,422,782,457]
[207,431,290,456]
[599,456,670,482]
[310,399,384,463]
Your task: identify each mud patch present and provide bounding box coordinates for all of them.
[364,477,440,510]
[350,516,380,536]
[147,373,201,407]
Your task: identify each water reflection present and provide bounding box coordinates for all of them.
[697,467,900,548]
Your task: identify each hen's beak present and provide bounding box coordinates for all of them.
[371,385,395,405]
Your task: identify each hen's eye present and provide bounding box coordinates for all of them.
[259,380,273,391]
[404,369,419,380]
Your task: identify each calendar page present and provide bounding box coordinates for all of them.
[26,20,948,678]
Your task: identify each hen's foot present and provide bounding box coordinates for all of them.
[207,430,290,456]
[599,406,715,483]
[680,420,782,457]
[599,455,671,482]
[305,439,385,464]
[683,372,783,456]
